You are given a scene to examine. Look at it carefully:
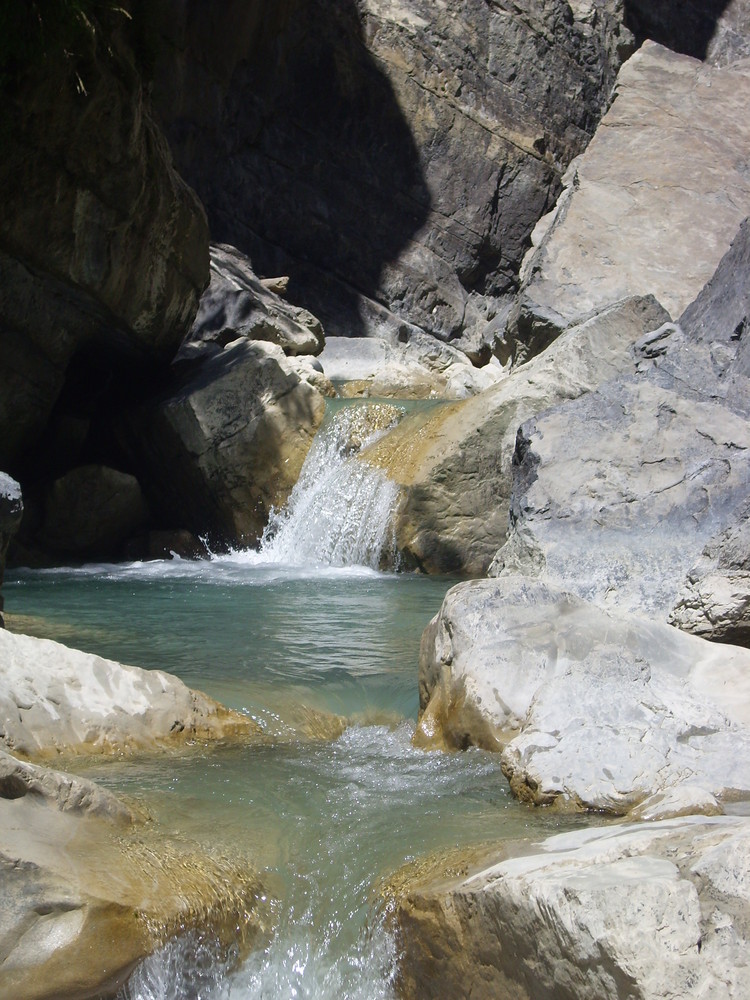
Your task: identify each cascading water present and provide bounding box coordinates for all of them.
[3,402,592,1000]
[257,401,404,569]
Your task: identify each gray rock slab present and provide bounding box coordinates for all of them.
[185,244,324,358]
[395,816,750,1000]
[417,576,750,814]
[490,217,750,620]
[506,42,750,361]
[365,295,669,574]
[669,497,750,646]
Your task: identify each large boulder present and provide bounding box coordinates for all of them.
[37,465,149,561]
[0,475,23,627]
[416,576,750,815]
[0,9,209,470]
[490,217,750,619]
[394,816,750,1000]
[503,42,750,363]
[0,629,259,758]
[151,0,631,345]
[365,295,669,574]
[185,244,324,358]
[0,747,263,1000]
[119,340,326,547]
[669,500,750,646]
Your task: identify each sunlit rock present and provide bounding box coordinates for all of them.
[417,576,750,814]
[365,295,669,574]
[504,42,750,363]
[0,630,260,758]
[394,817,750,1000]
[491,216,750,619]
[320,333,501,400]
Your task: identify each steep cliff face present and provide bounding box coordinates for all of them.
[0,6,209,472]
[151,0,632,347]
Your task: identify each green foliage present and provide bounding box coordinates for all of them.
[0,0,131,92]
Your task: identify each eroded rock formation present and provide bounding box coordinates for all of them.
[490,215,750,619]
[186,244,325,359]
[366,295,669,574]
[119,340,326,548]
[0,8,209,472]
[669,500,750,645]
[416,576,750,814]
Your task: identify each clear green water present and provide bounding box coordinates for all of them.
[6,558,588,999]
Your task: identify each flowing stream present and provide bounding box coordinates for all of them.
[5,401,589,999]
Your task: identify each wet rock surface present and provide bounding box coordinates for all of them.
[0,748,264,1000]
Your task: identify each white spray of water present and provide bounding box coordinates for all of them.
[257,403,403,570]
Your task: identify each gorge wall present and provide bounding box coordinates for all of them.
[149,0,632,349]
[1,0,747,566]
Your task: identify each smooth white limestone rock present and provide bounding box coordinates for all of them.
[0,629,256,757]
[416,576,750,813]
[395,816,750,1000]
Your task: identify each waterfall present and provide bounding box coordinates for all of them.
[257,402,403,569]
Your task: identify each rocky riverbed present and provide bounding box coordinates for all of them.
[3,1,750,997]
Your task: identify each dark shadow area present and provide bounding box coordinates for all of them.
[153,0,431,337]
[624,0,733,59]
